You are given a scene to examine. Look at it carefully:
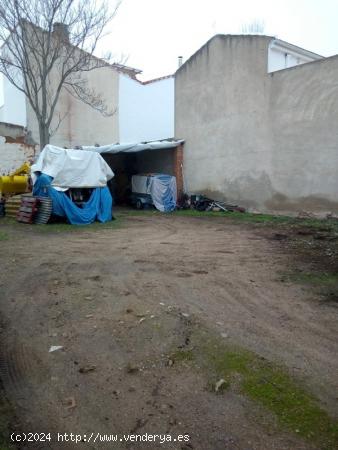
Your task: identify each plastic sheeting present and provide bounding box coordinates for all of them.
[31,146,114,190]
[33,174,113,225]
[131,174,176,212]
[82,139,184,155]
[132,175,151,195]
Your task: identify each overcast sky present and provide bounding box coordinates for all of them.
[97,0,338,80]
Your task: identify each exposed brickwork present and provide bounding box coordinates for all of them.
[0,135,36,175]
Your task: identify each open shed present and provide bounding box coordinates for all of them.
[83,139,184,205]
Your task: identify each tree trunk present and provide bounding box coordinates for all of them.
[38,122,50,150]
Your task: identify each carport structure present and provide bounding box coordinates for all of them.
[84,139,184,205]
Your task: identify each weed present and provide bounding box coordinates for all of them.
[170,349,195,362]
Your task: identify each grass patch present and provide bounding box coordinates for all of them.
[121,207,292,223]
[285,271,338,304]
[170,348,195,362]
[35,218,122,233]
[116,208,160,217]
[0,231,8,241]
[119,207,338,232]
[287,272,338,286]
[174,210,338,232]
[173,209,293,223]
[0,216,122,234]
[3,206,338,234]
[172,329,338,449]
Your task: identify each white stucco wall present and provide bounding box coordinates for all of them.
[268,40,322,72]
[119,74,174,142]
[0,74,27,126]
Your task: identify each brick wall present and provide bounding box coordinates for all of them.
[0,136,36,175]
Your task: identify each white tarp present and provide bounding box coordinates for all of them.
[132,175,151,194]
[149,175,177,212]
[82,139,184,154]
[31,145,114,190]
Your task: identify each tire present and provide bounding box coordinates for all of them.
[135,199,143,210]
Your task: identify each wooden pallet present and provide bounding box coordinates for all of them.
[4,195,22,219]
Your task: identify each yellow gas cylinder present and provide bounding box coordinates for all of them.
[0,175,28,194]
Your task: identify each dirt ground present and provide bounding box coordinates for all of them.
[0,212,337,450]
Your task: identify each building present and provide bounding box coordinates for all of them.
[0,23,174,149]
[175,34,338,214]
[0,65,174,149]
[0,22,175,182]
[2,29,338,214]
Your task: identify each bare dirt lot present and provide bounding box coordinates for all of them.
[0,211,337,450]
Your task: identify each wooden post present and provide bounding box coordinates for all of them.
[173,143,184,201]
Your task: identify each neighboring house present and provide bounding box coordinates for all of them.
[267,38,322,72]
[119,74,174,143]
[0,23,174,149]
[175,34,338,214]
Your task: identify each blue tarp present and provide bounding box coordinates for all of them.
[148,175,177,212]
[33,174,113,225]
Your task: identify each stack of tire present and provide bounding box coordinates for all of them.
[34,197,53,224]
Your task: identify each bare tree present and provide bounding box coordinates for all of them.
[0,0,120,148]
[241,19,266,35]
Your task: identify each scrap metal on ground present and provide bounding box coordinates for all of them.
[179,194,246,213]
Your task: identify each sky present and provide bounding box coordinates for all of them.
[97,0,338,80]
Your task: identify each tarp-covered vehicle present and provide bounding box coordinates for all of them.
[131,174,177,212]
[31,145,114,225]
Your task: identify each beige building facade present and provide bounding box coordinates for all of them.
[26,64,120,148]
[0,21,174,151]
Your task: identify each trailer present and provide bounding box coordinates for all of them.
[131,174,177,212]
